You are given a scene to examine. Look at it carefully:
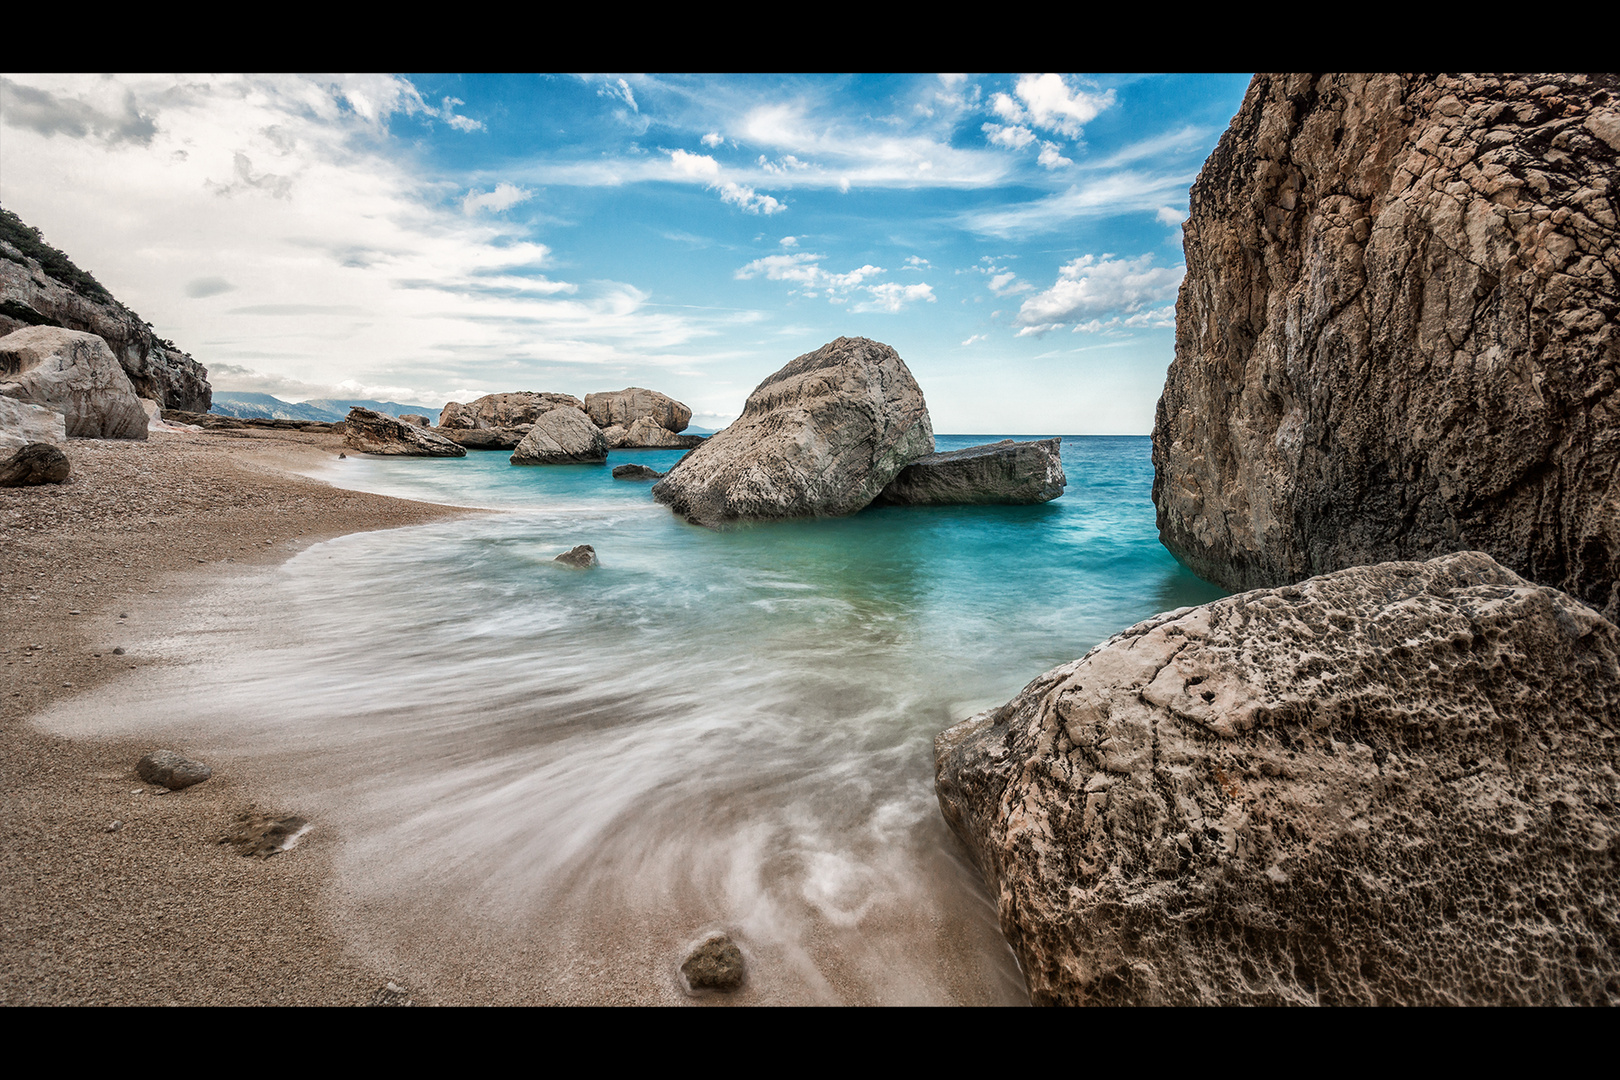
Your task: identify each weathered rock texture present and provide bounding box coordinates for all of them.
[878,438,1067,505]
[136,750,212,791]
[619,416,704,449]
[585,387,692,434]
[0,442,70,486]
[936,552,1620,1005]
[509,407,608,465]
[433,426,531,450]
[1153,73,1620,620]
[438,392,582,430]
[679,932,746,994]
[652,337,934,524]
[1,211,211,411]
[611,463,663,481]
[342,407,466,457]
[0,397,66,451]
[0,326,148,439]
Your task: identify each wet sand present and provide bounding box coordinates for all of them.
[0,428,466,1005]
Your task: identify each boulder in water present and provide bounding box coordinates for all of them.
[554,544,597,568]
[878,438,1066,505]
[510,408,608,465]
[438,392,583,430]
[343,407,466,457]
[585,387,692,433]
[611,463,663,481]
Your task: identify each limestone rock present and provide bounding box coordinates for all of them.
[1153,73,1620,620]
[136,750,212,791]
[0,213,211,411]
[438,392,582,430]
[611,463,663,481]
[554,544,597,568]
[652,337,934,524]
[621,416,704,449]
[935,552,1620,1005]
[398,414,430,428]
[679,932,745,993]
[0,441,70,486]
[0,396,66,451]
[0,326,148,439]
[509,408,608,465]
[584,387,692,433]
[878,438,1066,505]
[434,426,531,450]
[343,407,466,457]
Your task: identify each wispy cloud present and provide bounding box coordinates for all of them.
[734,251,933,312]
[1014,253,1184,336]
[462,182,532,215]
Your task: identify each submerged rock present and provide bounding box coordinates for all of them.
[611,463,663,481]
[1153,73,1620,620]
[219,810,310,858]
[0,326,148,439]
[509,408,608,465]
[585,387,692,433]
[679,932,745,994]
[652,336,934,524]
[0,441,70,486]
[136,750,212,791]
[936,552,1620,1005]
[554,544,597,568]
[343,407,466,457]
[877,438,1066,505]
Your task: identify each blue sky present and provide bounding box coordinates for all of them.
[1,73,1253,432]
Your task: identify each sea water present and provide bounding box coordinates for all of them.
[50,435,1225,1003]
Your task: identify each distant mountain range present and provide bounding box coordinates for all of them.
[211,393,440,423]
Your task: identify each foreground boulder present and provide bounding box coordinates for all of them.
[1154,73,1620,620]
[509,407,608,465]
[0,326,148,439]
[878,438,1066,505]
[0,397,66,451]
[585,387,692,434]
[438,392,582,430]
[343,407,466,457]
[936,552,1620,1005]
[0,442,70,486]
[136,750,212,791]
[679,932,746,994]
[652,337,934,524]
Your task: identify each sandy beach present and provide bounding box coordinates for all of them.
[0,428,467,1005]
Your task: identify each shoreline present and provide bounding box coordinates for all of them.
[1,428,472,1005]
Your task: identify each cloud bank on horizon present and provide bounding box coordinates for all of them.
[0,73,1252,433]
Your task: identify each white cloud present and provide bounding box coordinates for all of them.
[983,123,1035,150]
[462,182,533,215]
[989,92,1025,125]
[780,236,798,247]
[669,148,721,180]
[1013,253,1184,335]
[904,256,930,270]
[734,252,931,312]
[598,77,638,112]
[1037,141,1072,169]
[701,131,723,147]
[1013,74,1113,139]
[961,333,987,346]
[719,182,784,215]
[1155,205,1188,227]
[960,167,1201,237]
[855,282,935,313]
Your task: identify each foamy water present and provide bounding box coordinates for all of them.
[33,436,1224,1004]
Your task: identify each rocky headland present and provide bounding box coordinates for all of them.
[1152,73,1620,619]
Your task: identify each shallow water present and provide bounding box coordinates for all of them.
[38,435,1224,1003]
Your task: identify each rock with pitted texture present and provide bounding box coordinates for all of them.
[437,392,583,430]
[343,407,466,457]
[878,438,1066,505]
[679,932,746,993]
[1154,73,1620,620]
[0,212,211,411]
[585,387,692,433]
[652,337,934,524]
[0,441,70,486]
[0,396,66,451]
[136,749,212,791]
[0,326,147,439]
[936,551,1620,1006]
[509,407,608,465]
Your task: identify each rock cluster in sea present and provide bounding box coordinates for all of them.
[936,552,1620,1005]
[1152,72,1620,620]
[510,407,609,465]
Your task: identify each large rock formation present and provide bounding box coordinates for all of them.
[935,552,1620,1005]
[877,438,1067,505]
[0,396,66,451]
[438,392,582,430]
[0,208,211,411]
[1153,73,1620,620]
[0,326,148,439]
[652,337,934,524]
[509,407,608,465]
[585,387,692,433]
[343,407,466,457]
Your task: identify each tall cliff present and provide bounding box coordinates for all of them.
[1152,74,1620,619]
[0,207,211,412]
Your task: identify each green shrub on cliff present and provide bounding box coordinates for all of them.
[0,205,114,305]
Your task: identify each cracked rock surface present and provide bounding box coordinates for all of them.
[935,552,1620,1005]
[1153,73,1620,619]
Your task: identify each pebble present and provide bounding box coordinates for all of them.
[679,932,746,994]
[112,647,125,655]
[105,821,122,833]
[136,750,213,791]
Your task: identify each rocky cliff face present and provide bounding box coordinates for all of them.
[935,552,1620,1005]
[0,209,211,412]
[1152,74,1620,619]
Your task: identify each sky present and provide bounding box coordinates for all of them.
[0,73,1253,433]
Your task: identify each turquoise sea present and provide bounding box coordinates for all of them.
[62,435,1226,1003]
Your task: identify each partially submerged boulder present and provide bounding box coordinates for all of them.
[611,463,663,481]
[343,407,467,457]
[0,326,147,439]
[0,442,70,486]
[585,387,691,433]
[878,438,1066,505]
[554,544,597,568]
[509,407,608,465]
[438,392,582,430]
[652,337,934,524]
[936,552,1620,1005]
[0,396,66,451]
